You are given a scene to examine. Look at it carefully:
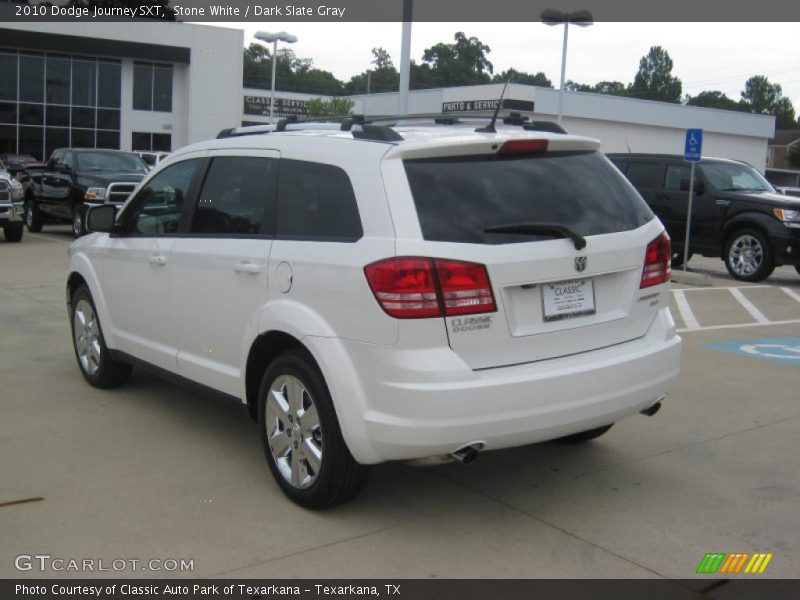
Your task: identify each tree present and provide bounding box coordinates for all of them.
[420,32,494,87]
[307,97,353,117]
[566,80,627,97]
[740,76,797,128]
[344,48,399,94]
[593,81,628,97]
[628,46,682,103]
[242,45,342,95]
[686,90,746,111]
[371,47,393,70]
[492,68,552,88]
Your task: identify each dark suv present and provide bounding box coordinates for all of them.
[608,154,800,282]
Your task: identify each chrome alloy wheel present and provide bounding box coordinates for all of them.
[265,374,323,489]
[73,299,101,375]
[728,234,763,277]
[25,203,33,228]
[72,209,82,237]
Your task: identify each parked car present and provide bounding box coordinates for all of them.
[0,153,38,178]
[608,154,800,281]
[25,148,149,238]
[775,186,800,198]
[0,168,25,242]
[135,151,170,169]
[67,118,681,508]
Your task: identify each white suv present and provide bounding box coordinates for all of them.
[67,117,681,508]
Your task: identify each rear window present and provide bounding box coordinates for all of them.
[404,151,654,245]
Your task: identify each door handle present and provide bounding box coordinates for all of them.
[656,193,670,201]
[148,254,167,266]
[234,261,261,274]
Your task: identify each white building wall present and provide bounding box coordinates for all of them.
[3,21,242,151]
[349,85,774,171]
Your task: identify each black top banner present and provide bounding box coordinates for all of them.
[0,0,798,22]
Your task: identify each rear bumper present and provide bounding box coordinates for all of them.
[312,307,681,464]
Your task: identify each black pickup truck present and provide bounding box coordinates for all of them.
[608,153,800,282]
[24,148,149,237]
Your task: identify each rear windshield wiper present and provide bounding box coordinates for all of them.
[483,222,587,250]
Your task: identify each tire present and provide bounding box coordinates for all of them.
[70,284,132,388]
[24,198,43,232]
[724,228,774,283]
[72,204,85,238]
[795,265,800,277]
[4,225,23,242]
[555,424,614,444]
[258,349,369,509]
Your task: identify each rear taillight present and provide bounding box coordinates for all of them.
[640,232,671,288]
[364,257,497,319]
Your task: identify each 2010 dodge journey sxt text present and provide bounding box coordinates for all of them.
[66,116,681,507]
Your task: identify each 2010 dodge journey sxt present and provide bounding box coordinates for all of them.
[66,116,682,508]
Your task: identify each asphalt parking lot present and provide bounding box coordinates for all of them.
[2,227,799,580]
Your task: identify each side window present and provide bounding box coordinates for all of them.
[119,159,198,236]
[664,164,690,191]
[49,150,63,169]
[62,152,73,169]
[190,156,277,236]
[625,162,662,189]
[277,159,362,241]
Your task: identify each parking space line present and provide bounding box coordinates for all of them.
[781,287,800,304]
[677,318,800,333]
[729,287,769,324]
[672,289,700,330]
[671,285,771,292]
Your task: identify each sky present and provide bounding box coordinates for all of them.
[203,22,800,112]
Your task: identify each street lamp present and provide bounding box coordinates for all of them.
[540,9,593,125]
[254,30,298,122]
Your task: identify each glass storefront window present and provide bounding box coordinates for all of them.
[0,51,120,158]
[46,56,70,104]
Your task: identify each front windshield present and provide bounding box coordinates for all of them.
[75,151,149,174]
[700,162,774,192]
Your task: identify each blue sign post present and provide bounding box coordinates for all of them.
[682,129,703,271]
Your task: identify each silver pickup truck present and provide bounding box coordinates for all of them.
[0,164,24,243]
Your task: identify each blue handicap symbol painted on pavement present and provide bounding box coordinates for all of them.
[706,337,800,367]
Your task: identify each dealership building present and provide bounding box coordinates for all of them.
[0,21,243,161]
[1,22,776,171]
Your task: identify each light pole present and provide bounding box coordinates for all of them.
[540,9,592,125]
[254,31,298,122]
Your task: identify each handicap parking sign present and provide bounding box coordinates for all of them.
[685,129,703,162]
[706,337,800,367]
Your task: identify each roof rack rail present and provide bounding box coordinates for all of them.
[351,124,404,142]
[214,110,562,141]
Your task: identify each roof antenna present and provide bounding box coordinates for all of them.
[625,137,632,153]
[476,79,510,133]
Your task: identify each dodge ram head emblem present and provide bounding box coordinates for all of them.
[574,256,587,272]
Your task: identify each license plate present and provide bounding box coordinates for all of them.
[542,278,596,322]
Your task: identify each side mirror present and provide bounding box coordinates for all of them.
[85,204,117,233]
[55,163,72,175]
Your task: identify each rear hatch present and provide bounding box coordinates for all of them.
[381,133,669,370]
